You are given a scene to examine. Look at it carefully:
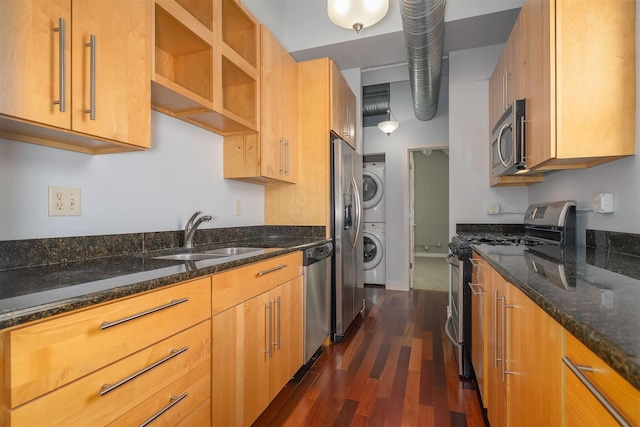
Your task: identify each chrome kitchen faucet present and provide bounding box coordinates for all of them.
[184,211,212,249]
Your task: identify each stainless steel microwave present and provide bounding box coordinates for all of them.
[491,99,526,177]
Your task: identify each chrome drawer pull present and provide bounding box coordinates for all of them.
[257,264,287,276]
[100,298,188,330]
[139,392,188,427]
[101,347,188,396]
[84,34,96,120]
[274,296,281,350]
[468,283,485,296]
[265,302,273,358]
[53,18,66,112]
[563,356,631,427]
[469,258,483,267]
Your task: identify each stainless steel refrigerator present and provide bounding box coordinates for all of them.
[331,137,364,342]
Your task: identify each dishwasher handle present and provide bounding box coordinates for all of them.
[304,242,334,266]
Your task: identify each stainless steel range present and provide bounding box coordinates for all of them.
[447,200,576,379]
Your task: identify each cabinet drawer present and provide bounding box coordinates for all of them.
[5,277,211,407]
[212,251,302,315]
[564,332,640,426]
[8,319,211,426]
[106,360,210,427]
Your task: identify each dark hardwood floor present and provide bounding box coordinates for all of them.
[253,287,487,427]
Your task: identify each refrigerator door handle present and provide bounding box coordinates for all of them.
[351,175,362,248]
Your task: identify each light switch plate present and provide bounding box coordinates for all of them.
[48,186,81,216]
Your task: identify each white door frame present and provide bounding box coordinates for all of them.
[403,144,448,290]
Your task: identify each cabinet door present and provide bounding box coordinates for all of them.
[486,267,507,427]
[504,13,525,105]
[470,254,488,407]
[72,0,150,147]
[523,0,553,170]
[507,284,562,426]
[0,0,71,129]
[269,276,303,399]
[223,134,259,178]
[260,26,284,181]
[488,55,505,134]
[281,47,298,183]
[330,61,346,141]
[211,292,270,427]
[343,84,356,149]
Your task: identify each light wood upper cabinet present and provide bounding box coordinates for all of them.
[265,58,352,234]
[0,0,151,154]
[223,25,298,184]
[152,0,260,135]
[330,61,356,149]
[523,0,635,171]
[488,11,543,187]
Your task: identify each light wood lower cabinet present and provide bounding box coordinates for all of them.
[481,256,562,427]
[564,332,640,427]
[0,277,212,426]
[469,254,488,407]
[211,252,303,427]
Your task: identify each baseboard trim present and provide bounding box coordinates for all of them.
[385,282,409,292]
[415,252,447,258]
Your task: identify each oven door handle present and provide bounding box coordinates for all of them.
[446,254,459,267]
[444,316,461,348]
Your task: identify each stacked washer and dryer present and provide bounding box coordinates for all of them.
[362,162,386,285]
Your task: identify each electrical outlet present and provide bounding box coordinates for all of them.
[487,203,500,215]
[234,200,241,216]
[48,186,81,216]
[593,193,614,214]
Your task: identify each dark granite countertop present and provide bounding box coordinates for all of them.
[472,243,640,391]
[0,236,330,329]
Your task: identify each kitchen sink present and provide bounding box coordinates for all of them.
[204,247,264,255]
[152,253,229,261]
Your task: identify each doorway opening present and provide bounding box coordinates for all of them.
[406,146,449,291]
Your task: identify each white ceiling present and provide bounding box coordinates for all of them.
[243,0,524,74]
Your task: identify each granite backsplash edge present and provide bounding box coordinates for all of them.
[0,226,326,271]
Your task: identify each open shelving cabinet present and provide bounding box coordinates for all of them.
[151,0,259,135]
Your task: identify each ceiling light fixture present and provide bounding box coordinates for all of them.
[328,0,389,33]
[378,109,399,136]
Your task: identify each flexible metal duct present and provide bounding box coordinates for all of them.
[400,0,446,121]
[362,94,390,116]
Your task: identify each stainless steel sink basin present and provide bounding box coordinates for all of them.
[152,253,229,261]
[204,247,264,255]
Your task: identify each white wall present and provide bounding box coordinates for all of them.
[363,77,449,290]
[448,44,529,239]
[0,112,265,240]
[526,6,640,241]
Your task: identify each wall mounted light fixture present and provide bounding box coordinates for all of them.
[378,108,399,135]
[328,0,389,33]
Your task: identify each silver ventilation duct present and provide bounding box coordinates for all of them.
[400,0,446,121]
[362,94,389,116]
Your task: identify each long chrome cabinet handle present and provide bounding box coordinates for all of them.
[257,264,287,276]
[139,392,188,427]
[284,139,290,176]
[501,296,514,381]
[468,283,485,296]
[494,290,499,368]
[563,357,631,427]
[274,296,281,350]
[53,18,66,112]
[279,137,285,175]
[100,298,189,330]
[100,347,188,396]
[85,34,96,120]
[265,302,273,357]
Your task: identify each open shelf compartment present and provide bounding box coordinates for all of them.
[221,0,258,68]
[153,4,213,112]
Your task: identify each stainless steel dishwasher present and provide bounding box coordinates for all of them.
[303,241,333,363]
